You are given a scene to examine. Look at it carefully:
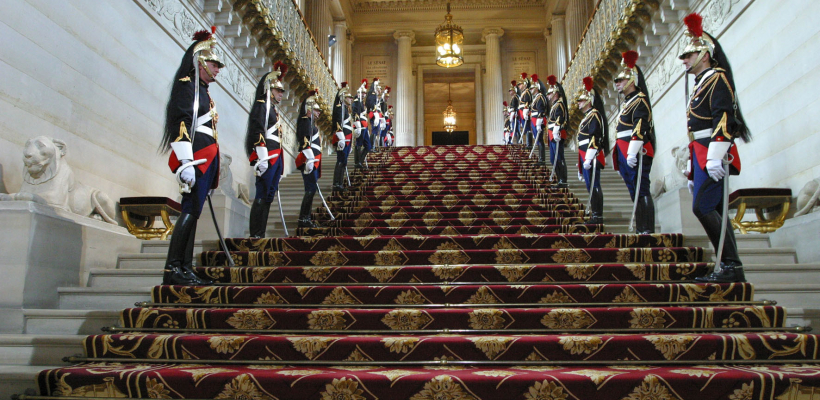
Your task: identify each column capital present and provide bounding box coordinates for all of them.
[393,30,416,44]
[481,27,504,42]
[550,14,565,24]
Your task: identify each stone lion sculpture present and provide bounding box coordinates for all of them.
[0,136,118,224]
[795,178,820,217]
[651,145,690,199]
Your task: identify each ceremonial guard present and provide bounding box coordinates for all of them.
[613,51,656,234]
[295,90,324,228]
[352,80,368,170]
[576,77,609,225]
[529,74,548,165]
[245,61,287,238]
[366,77,383,154]
[508,83,520,143]
[517,73,532,149]
[385,105,394,146]
[546,75,569,187]
[502,102,512,144]
[158,28,222,285]
[331,82,355,193]
[680,13,751,283]
[378,87,390,147]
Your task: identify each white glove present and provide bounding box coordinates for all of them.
[178,159,195,187]
[337,140,345,151]
[379,119,387,130]
[255,160,269,176]
[304,161,314,174]
[706,159,725,181]
[552,126,561,143]
[688,180,695,194]
[626,140,642,168]
[354,127,362,139]
[578,172,584,181]
[583,149,597,170]
[706,141,731,181]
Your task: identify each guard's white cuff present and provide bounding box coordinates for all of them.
[627,140,643,157]
[354,121,361,129]
[170,141,193,162]
[335,131,345,141]
[256,146,268,160]
[552,125,560,136]
[584,149,597,161]
[302,148,315,161]
[522,109,529,119]
[707,141,731,161]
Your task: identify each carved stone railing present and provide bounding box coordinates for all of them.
[234,0,338,131]
[562,0,660,126]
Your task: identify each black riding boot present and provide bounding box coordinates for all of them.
[589,185,604,225]
[694,210,745,283]
[163,213,207,285]
[297,190,318,228]
[181,219,214,285]
[360,148,370,171]
[249,198,269,238]
[332,162,347,193]
[637,195,655,234]
[557,157,568,188]
[538,142,547,166]
[354,144,362,169]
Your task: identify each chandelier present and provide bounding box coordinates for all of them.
[435,2,464,68]
[443,83,457,132]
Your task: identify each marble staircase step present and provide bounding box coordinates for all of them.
[88,268,162,287]
[58,287,151,310]
[754,284,820,308]
[23,309,119,335]
[116,253,167,270]
[684,234,772,249]
[0,365,52,398]
[708,247,797,264]
[0,334,84,365]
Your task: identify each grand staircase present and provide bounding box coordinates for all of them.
[20,145,820,399]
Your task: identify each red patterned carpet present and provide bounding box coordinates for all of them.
[36,145,820,399]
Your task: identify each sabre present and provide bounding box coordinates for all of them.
[528,125,541,159]
[628,148,648,232]
[344,166,352,187]
[316,182,335,220]
[275,174,288,237]
[715,153,734,266]
[176,159,206,193]
[549,140,561,183]
[207,194,234,267]
[586,156,597,217]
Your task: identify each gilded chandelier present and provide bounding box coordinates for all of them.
[443,83,457,132]
[435,2,464,68]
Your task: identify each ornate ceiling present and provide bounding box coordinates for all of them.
[348,0,548,13]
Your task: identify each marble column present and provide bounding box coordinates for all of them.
[306,0,331,60]
[347,33,354,85]
[332,21,348,84]
[393,30,416,147]
[474,63,484,145]
[551,16,567,79]
[482,27,504,145]
[416,66,425,146]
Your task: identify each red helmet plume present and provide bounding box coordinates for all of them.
[511,80,517,86]
[622,51,639,69]
[192,28,212,42]
[520,72,528,80]
[547,75,557,86]
[503,101,508,106]
[683,13,704,38]
[273,61,288,79]
[583,77,594,92]
[341,81,348,88]
[531,74,539,82]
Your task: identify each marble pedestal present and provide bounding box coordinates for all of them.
[770,211,820,264]
[195,192,251,240]
[0,201,141,333]
[655,187,706,235]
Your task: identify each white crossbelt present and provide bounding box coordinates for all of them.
[265,120,281,142]
[195,113,214,137]
[692,128,713,140]
[616,130,632,139]
[310,132,321,151]
[578,139,590,146]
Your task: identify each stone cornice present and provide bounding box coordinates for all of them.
[351,0,547,13]
[393,29,417,44]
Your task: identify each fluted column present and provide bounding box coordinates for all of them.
[482,27,504,144]
[474,63,484,145]
[393,30,416,147]
[551,16,567,78]
[347,33,354,85]
[332,21,347,84]
[306,0,331,60]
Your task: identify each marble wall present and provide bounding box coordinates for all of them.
[646,0,820,199]
[0,0,257,205]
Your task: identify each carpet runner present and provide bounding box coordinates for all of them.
[35,145,820,399]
